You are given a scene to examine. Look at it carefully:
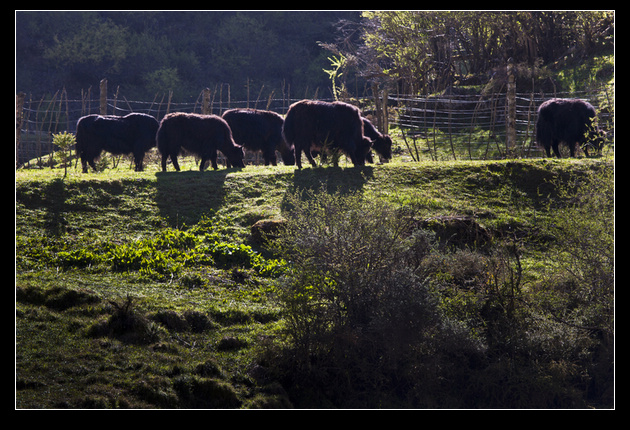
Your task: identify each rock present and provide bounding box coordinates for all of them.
[250,218,286,244]
[217,336,248,351]
[421,215,491,249]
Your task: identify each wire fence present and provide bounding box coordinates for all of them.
[389,86,614,161]
[15,82,614,168]
[15,82,338,167]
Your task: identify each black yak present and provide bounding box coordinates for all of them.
[283,100,372,168]
[362,117,393,163]
[222,109,295,166]
[156,112,245,171]
[75,113,158,173]
[536,98,605,158]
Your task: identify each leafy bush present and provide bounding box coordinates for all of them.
[536,163,615,405]
[268,189,489,407]
[264,182,616,408]
[545,163,614,335]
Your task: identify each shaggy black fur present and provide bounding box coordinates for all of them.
[283,100,372,168]
[536,98,604,158]
[362,117,393,163]
[222,109,294,165]
[156,112,245,171]
[75,113,158,172]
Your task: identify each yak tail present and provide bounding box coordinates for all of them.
[74,120,87,156]
[282,110,296,146]
[156,123,169,153]
[536,117,552,144]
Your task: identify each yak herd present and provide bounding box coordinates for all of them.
[74,98,605,173]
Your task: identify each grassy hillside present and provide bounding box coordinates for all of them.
[15,156,614,408]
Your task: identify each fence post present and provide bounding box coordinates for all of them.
[166,90,173,115]
[100,78,108,115]
[202,88,211,115]
[506,58,516,154]
[16,92,25,168]
[382,88,389,133]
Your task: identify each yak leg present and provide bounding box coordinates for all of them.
[134,153,145,171]
[87,158,98,172]
[551,140,562,158]
[294,147,303,169]
[211,150,220,170]
[263,148,277,166]
[201,150,218,170]
[170,155,181,171]
[304,147,318,167]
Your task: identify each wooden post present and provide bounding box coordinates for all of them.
[166,90,173,115]
[202,88,211,115]
[382,88,389,134]
[16,92,25,167]
[506,58,516,153]
[100,78,108,115]
[372,83,382,131]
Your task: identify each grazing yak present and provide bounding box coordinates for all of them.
[536,98,605,158]
[362,117,393,163]
[75,113,158,173]
[283,100,372,168]
[222,109,295,166]
[157,112,245,171]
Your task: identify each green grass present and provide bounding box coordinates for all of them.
[15,153,613,408]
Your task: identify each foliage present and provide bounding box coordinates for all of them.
[323,54,347,101]
[19,223,284,282]
[16,11,361,101]
[269,189,449,406]
[351,11,614,94]
[539,164,614,359]
[45,17,129,73]
[51,131,76,178]
[264,172,614,407]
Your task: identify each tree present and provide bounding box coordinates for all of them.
[45,17,129,75]
[51,131,76,178]
[352,11,614,95]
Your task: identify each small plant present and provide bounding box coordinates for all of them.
[51,131,76,178]
[323,54,347,101]
[99,294,163,344]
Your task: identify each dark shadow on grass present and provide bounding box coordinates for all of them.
[155,168,236,227]
[40,178,69,236]
[291,165,374,195]
[280,165,375,213]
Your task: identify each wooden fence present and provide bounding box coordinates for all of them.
[16,78,614,167]
[15,79,326,167]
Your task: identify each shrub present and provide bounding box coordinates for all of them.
[538,163,614,405]
[268,189,484,406]
[51,131,76,178]
[546,163,614,335]
[89,295,163,344]
[172,376,241,408]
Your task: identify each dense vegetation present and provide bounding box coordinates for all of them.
[16,11,362,101]
[16,11,613,101]
[341,11,614,95]
[16,156,614,408]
